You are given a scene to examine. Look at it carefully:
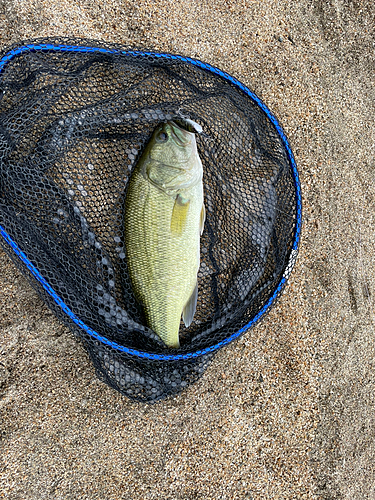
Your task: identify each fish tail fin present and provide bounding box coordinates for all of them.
[164,320,180,348]
[149,313,180,349]
[165,334,180,349]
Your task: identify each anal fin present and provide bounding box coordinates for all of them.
[182,282,198,327]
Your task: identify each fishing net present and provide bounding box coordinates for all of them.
[0,38,301,402]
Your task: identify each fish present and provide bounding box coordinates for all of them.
[124,121,205,348]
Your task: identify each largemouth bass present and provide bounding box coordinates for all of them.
[124,121,205,348]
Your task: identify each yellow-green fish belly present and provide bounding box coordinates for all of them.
[125,169,203,348]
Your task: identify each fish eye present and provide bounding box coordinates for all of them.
[158,131,168,142]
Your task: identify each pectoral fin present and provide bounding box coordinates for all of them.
[171,194,190,235]
[200,203,206,235]
[182,282,198,327]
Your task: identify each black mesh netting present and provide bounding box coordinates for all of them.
[0,38,301,402]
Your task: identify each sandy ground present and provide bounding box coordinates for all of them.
[0,1,375,499]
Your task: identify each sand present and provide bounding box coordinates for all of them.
[1,1,375,498]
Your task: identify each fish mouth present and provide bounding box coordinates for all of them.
[144,120,201,194]
[172,118,203,134]
[150,121,195,169]
[166,121,193,147]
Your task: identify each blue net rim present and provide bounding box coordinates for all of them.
[0,42,302,361]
